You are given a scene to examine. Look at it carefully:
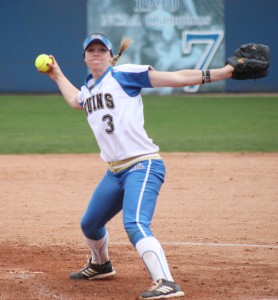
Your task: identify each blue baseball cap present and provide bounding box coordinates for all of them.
[83,33,113,56]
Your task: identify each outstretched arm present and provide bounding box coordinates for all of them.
[148,64,234,88]
[45,55,82,110]
[148,42,270,87]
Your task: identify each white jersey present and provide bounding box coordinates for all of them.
[77,64,159,163]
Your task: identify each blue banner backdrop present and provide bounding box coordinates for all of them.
[87,0,225,94]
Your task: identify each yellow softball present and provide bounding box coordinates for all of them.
[35,54,52,72]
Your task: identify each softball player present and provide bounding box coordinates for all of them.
[44,33,234,299]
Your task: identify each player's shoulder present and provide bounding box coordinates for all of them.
[113,64,154,73]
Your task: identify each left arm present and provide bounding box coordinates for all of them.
[148,65,234,88]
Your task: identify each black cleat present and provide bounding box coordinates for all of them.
[69,258,115,280]
[140,278,185,299]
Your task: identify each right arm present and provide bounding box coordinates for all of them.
[45,55,82,110]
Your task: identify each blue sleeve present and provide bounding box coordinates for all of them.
[112,69,153,97]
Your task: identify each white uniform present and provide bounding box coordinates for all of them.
[73,34,183,296]
[77,64,159,163]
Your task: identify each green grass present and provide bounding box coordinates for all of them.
[0,94,277,153]
[144,95,278,152]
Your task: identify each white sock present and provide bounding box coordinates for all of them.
[85,231,109,265]
[135,236,174,282]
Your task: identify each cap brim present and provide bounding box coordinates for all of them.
[83,34,113,55]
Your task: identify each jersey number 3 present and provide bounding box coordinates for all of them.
[102,114,115,134]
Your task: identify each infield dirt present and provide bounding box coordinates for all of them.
[0,153,277,300]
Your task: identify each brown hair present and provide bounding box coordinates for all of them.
[111,37,133,66]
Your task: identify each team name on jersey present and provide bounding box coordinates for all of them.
[84,93,115,116]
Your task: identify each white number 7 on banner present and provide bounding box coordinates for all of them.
[182,31,224,93]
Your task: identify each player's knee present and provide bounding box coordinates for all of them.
[124,221,152,246]
[80,215,104,240]
[80,216,92,237]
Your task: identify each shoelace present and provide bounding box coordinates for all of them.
[148,279,164,291]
